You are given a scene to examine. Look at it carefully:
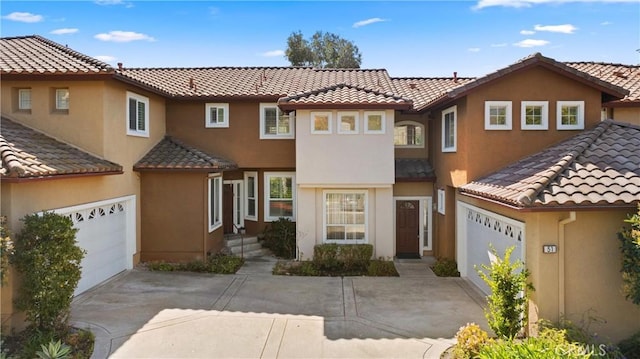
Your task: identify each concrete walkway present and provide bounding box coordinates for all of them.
[71,258,487,358]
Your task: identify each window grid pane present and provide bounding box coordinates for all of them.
[128,98,137,130]
[444,113,455,148]
[489,106,507,125]
[19,89,31,110]
[325,193,365,242]
[368,115,382,131]
[137,101,146,131]
[562,106,578,125]
[313,114,329,131]
[278,113,290,134]
[340,115,356,131]
[264,108,277,134]
[525,106,542,125]
[56,89,69,110]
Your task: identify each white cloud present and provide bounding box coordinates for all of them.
[475,0,638,9]
[353,18,387,28]
[94,55,117,62]
[2,12,43,23]
[50,28,79,35]
[468,47,481,52]
[534,24,577,33]
[513,39,550,47]
[601,21,612,25]
[520,30,536,35]
[94,31,155,42]
[491,43,508,47]
[261,50,285,57]
[95,0,134,8]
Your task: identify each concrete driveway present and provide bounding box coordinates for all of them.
[70,259,487,358]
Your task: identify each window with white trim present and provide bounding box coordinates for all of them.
[337,111,359,134]
[244,171,258,220]
[208,175,223,232]
[485,101,512,130]
[324,191,367,243]
[557,101,584,130]
[394,120,424,147]
[437,189,445,215]
[55,88,70,111]
[364,111,385,134]
[442,106,457,152]
[521,101,548,130]
[126,91,149,137]
[260,103,294,139]
[205,103,229,128]
[311,111,332,134]
[18,89,31,110]
[264,172,296,221]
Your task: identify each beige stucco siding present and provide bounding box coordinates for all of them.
[612,107,640,125]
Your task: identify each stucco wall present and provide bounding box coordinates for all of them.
[612,107,640,125]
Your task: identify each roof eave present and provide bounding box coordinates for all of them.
[1,170,124,183]
[133,166,235,173]
[278,102,413,111]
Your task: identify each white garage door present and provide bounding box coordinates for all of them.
[54,196,135,295]
[457,202,525,295]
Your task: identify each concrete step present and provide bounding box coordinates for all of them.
[240,248,274,258]
[229,242,263,254]
[225,236,258,247]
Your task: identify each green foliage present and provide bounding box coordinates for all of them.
[285,30,362,68]
[11,212,85,332]
[262,218,297,259]
[618,330,640,359]
[367,259,399,277]
[146,254,244,274]
[3,326,94,359]
[454,323,491,359]
[272,254,397,277]
[619,205,640,305]
[0,217,13,286]
[476,245,533,339]
[430,257,460,277]
[313,244,373,272]
[478,327,590,359]
[36,340,71,359]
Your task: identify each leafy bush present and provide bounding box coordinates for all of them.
[478,327,588,359]
[618,330,640,359]
[430,257,460,277]
[36,340,71,359]
[476,245,533,339]
[272,256,397,277]
[313,244,372,272]
[262,218,296,259]
[11,212,85,332]
[619,205,640,305]
[147,254,244,274]
[3,326,94,359]
[367,259,399,276]
[0,217,13,286]
[454,323,491,359]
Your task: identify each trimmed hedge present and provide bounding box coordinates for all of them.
[313,244,373,272]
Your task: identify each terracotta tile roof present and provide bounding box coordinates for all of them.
[565,62,640,104]
[117,67,396,99]
[0,117,122,181]
[395,158,435,181]
[391,77,475,112]
[460,120,640,209]
[422,53,629,111]
[0,35,113,75]
[134,136,237,172]
[278,84,412,110]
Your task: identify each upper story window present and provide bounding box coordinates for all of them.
[557,101,584,130]
[55,88,70,111]
[18,89,31,110]
[364,111,385,134]
[264,172,296,221]
[442,105,457,153]
[485,101,512,130]
[205,103,229,128]
[311,111,332,134]
[338,111,359,134]
[260,103,294,139]
[521,101,548,130]
[394,120,424,147]
[126,91,149,137]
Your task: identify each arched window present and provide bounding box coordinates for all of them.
[394,121,424,147]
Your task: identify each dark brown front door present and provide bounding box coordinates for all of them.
[396,200,420,255]
[223,184,234,234]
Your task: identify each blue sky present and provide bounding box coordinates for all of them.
[1,0,639,77]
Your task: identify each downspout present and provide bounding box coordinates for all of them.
[558,211,576,318]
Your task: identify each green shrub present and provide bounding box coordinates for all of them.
[262,218,296,259]
[0,217,13,286]
[367,259,399,276]
[430,257,460,277]
[476,245,533,339]
[11,212,85,333]
[619,205,640,305]
[454,323,490,359]
[478,327,589,359]
[36,340,71,359]
[618,330,640,359]
[312,244,372,272]
[313,243,340,271]
[146,254,244,274]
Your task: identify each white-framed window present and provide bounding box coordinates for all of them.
[337,111,359,134]
[126,91,149,137]
[394,120,424,147]
[557,101,585,130]
[205,103,229,128]
[437,189,445,215]
[55,88,70,111]
[441,105,457,152]
[260,103,294,139]
[264,172,296,221]
[484,101,512,130]
[18,89,31,110]
[244,171,258,221]
[521,101,548,130]
[311,111,332,134]
[364,111,385,134]
[208,175,223,232]
[323,190,367,244]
